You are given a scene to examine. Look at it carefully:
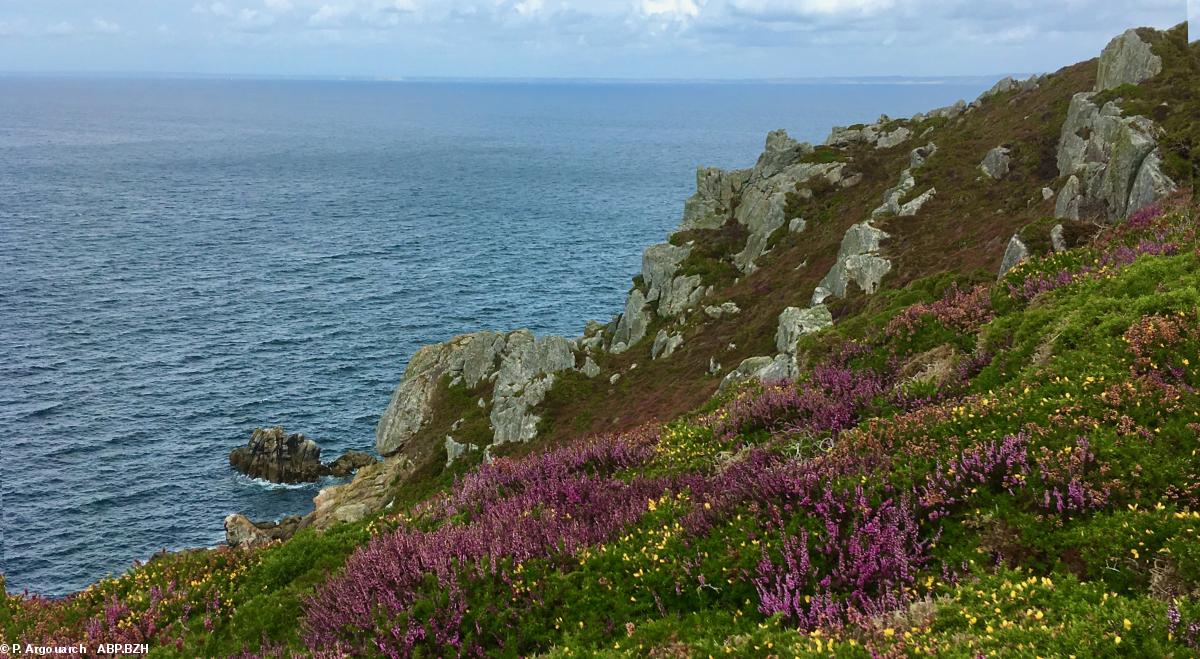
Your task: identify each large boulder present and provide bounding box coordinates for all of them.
[909,142,938,169]
[1096,29,1163,91]
[720,355,783,390]
[812,222,892,304]
[998,235,1029,277]
[980,76,1018,99]
[642,243,703,318]
[980,146,1012,180]
[704,301,740,319]
[309,456,414,531]
[651,329,684,360]
[898,188,936,217]
[610,288,652,353]
[926,100,967,120]
[326,450,377,478]
[875,126,911,149]
[976,75,1042,103]
[825,116,910,150]
[230,427,375,483]
[224,513,303,548]
[775,305,833,355]
[444,436,476,467]
[229,427,326,484]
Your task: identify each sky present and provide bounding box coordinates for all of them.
[0,0,1190,79]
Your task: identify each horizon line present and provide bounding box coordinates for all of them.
[0,70,1034,85]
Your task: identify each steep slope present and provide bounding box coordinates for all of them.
[353,23,1192,510]
[3,22,1198,659]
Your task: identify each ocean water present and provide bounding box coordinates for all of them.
[0,77,989,596]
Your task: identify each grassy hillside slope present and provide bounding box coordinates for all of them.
[3,24,1198,659]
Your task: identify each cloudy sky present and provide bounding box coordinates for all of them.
[0,1,1190,79]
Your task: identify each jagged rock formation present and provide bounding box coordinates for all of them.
[642,243,704,319]
[912,100,967,123]
[871,168,936,218]
[720,136,944,389]
[826,117,911,149]
[776,305,834,355]
[1054,92,1175,221]
[976,75,1043,101]
[1095,29,1163,91]
[1050,224,1068,252]
[375,330,583,456]
[226,451,416,546]
[1052,29,1174,223]
[308,456,413,530]
[813,222,892,304]
[229,427,325,483]
[680,167,747,231]
[810,140,940,309]
[229,427,377,484]
[909,142,937,168]
[227,428,314,483]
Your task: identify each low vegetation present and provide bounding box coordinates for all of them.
[5,196,1198,656]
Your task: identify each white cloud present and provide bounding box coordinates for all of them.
[729,0,895,19]
[264,0,295,11]
[641,0,701,19]
[514,0,545,16]
[205,2,234,18]
[974,23,1037,44]
[309,4,354,27]
[92,18,122,34]
[193,2,278,30]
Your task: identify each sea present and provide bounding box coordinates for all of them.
[0,76,991,596]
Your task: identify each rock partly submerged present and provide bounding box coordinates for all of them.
[228,426,377,484]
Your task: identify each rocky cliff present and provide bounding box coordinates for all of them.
[231,23,1192,544]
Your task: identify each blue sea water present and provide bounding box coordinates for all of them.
[0,77,989,596]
